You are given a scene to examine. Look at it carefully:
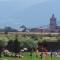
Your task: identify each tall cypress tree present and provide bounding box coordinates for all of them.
[7,40,14,52]
[13,36,20,54]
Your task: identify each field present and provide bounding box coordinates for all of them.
[0,33,59,41]
[0,33,60,60]
[0,53,60,60]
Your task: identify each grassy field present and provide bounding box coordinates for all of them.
[0,53,60,60]
[1,56,60,60]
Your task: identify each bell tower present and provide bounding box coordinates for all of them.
[50,14,57,32]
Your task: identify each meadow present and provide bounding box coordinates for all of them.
[0,53,60,60]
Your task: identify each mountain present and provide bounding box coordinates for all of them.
[0,27,18,32]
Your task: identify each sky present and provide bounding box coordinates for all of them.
[0,0,60,29]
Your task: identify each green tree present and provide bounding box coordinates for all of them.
[0,40,6,57]
[13,38,20,54]
[7,40,14,52]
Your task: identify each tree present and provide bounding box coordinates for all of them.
[6,34,21,55]
[0,40,5,57]
[13,37,20,54]
[7,40,14,52]
[22,36,38,51]
[18,36,38,51]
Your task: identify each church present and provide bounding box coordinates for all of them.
[38,14,60,33]
[49,14,60,33]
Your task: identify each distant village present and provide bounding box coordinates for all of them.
[0,14,60,33]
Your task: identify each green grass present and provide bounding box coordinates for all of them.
[1,56,60,60]
[0,53,60,60]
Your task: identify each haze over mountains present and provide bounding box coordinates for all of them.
[0,0,60,29]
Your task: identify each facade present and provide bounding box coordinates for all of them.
[38,14,60,33]
[49,14,60,33]
[49,14,57,32]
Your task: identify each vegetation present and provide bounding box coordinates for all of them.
[0,33,60,58]
[0,53,60,60]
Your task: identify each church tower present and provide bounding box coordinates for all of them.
[50,14,57,32]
